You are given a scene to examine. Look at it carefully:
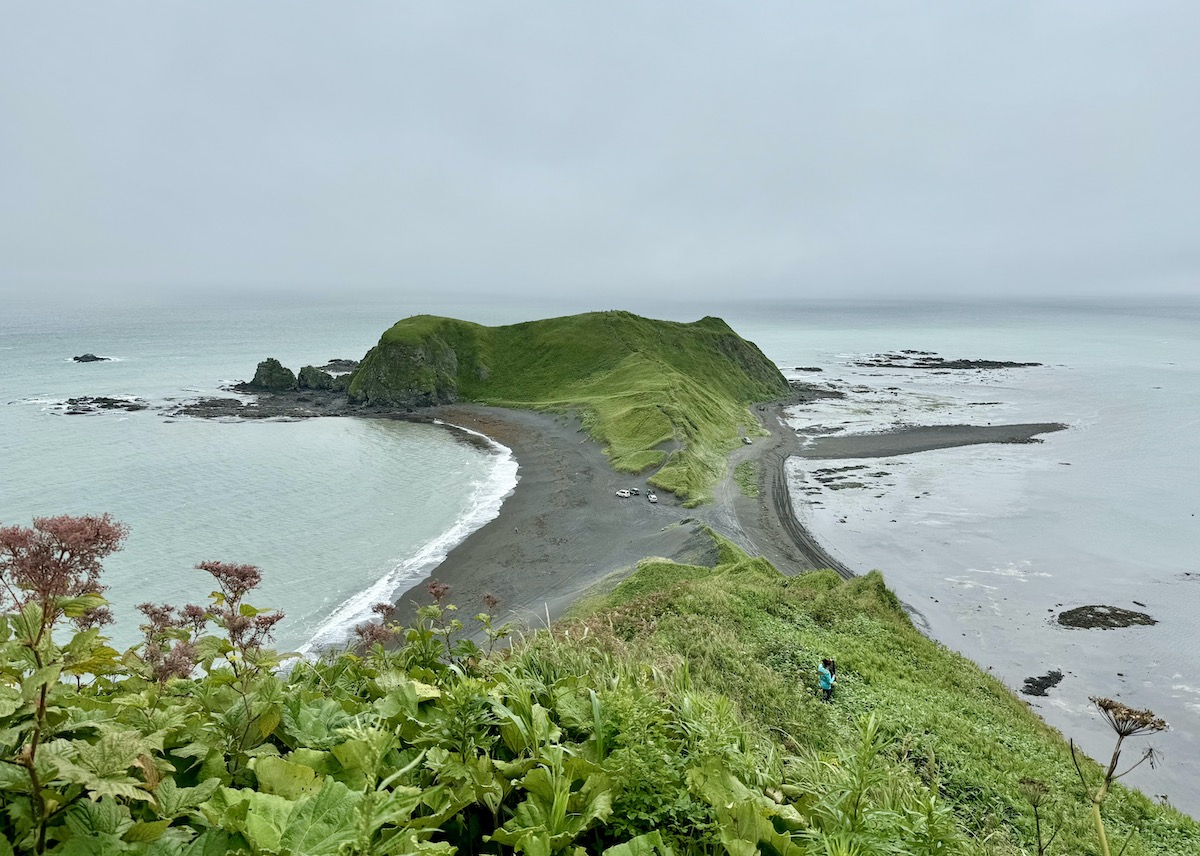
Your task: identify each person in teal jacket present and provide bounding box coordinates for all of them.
[818,658,835,701]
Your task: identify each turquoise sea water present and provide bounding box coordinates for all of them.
[2,295,1197,813]
[0,301,518,654]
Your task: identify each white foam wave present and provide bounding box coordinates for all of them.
[298,423,519,655]
[10,396,65,407]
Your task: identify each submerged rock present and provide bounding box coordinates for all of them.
[64,396,148,414]
[1057,604,1157,629]
[855,352,1041,370]
[1021,670,1064,697]
[72,353,109,363]
[319,358,359,375]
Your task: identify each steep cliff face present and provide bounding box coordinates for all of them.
[348,324,470,407]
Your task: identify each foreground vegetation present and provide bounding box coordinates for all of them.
[347,312,789,505]
[1,514,1195,855]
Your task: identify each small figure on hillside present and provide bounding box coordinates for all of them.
[818,658,835,702]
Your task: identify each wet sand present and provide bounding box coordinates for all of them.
[393,403,1067,631]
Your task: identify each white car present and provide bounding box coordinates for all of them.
[615,489,632,498]
[647,493,658,503]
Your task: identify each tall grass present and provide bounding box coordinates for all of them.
[555,533,1199,855]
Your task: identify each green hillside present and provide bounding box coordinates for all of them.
[3,518,1193,855]
[348,312,790,505]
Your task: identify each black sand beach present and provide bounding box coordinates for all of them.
[394,403,1067,629]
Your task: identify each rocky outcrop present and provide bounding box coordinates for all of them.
[298,365,337,391]
[1057,604,1157,629]
[855,352,1041,370]
[248,358,298,391]
[73,353,109,363]
[349,333,462,407]
[318,359,359,375]
[64,396,148,414]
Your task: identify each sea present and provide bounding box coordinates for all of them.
[1,294,1197,814]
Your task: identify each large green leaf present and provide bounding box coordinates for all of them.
[181,828,239,856]
[122,819,171,843]
[252,756,323,800]
[278,778,361,856]
[0,683,21,718]
[62,797,134,839]
[603,832,676,856]
[202,786,293,853]
[489,760,613,854]
[21,664,62,702]
[154,777,221,819]
[47,730,155,803]
[281,697,353,749]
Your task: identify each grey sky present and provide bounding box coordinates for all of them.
[2,2,1198,305]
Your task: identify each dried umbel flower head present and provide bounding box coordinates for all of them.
[1089,696,1169,738]
[1019,777,1050,808]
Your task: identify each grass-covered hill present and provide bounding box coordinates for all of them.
[346,312,790,505]
[3,517,1194,855]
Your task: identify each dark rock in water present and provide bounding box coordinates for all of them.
[855,352,1041,370]
[793,366,824,372]
[72,353,109,363]
[1057,604,1157,629]
[298,365,336,391]
[788,379,845,401]
[247,358,298,391]
[319,358,359,375]
[64,396,148,414]
[1021,669,1064,697]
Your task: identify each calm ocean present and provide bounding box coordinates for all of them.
[724,298,1200,815]
[2,295,1196,812]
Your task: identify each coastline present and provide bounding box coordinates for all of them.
[392,402,1067,635]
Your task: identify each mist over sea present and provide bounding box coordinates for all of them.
[2,295,1197,813]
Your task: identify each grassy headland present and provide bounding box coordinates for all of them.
[347,312,789,505]
[552,533,1198,854]
[4,519,1193,855]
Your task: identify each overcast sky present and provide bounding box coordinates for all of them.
[2,2,1198,306]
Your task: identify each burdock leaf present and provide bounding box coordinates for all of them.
[278,778,361,855]
[252,755,323,800]
[603,832,676,856]
[202,787,292,853]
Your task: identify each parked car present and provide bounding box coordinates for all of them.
[647,493,658,503]
[630,487,640,495]
[742,437,753,445]
[615,489,631,498]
